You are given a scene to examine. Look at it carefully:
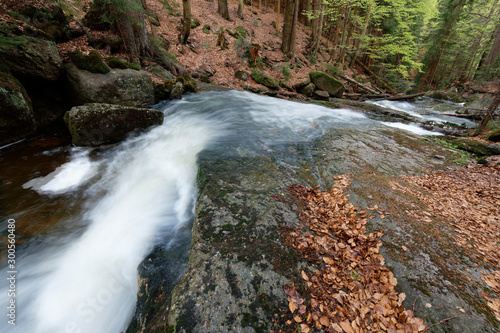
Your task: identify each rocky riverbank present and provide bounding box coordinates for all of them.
[127,122,499,332]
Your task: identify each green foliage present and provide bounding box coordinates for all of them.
[105,56,141,70]
[70,50,110,74]
[202,24,211,34]
[191,18,201,28]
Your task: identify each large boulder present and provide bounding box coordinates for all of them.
[64,103,163,146]
[0,35,63,81]
[309,71,345,98]
[65,63,155,107]
[251,69,280,90]
[0,72,36,146]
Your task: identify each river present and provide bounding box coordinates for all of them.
[0,91,470,333]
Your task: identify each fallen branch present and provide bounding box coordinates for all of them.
[337,74,380,95]
[423,316,458,331]
[344,93,390,100]
[385,92,426,101]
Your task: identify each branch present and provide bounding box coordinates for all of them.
[423,316,458,332]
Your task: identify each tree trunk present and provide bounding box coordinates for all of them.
[218,0,230,20]
[180,0,191,44]
[486,23,500,66]
[276,0,281,32]
[281,0,294,57]
[350,0,372,67]
[474,89,500,135]
[238,0,244,19]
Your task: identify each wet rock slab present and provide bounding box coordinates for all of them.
[129,126,498,332]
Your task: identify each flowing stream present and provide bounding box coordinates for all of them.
[0,91,466,333]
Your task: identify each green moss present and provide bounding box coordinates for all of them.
[250,69,279,90]
[202,24,211,34]
[235,26,247,38]
[191,18,201,28]
[105,56,141,70]
[70,50,110,74]
[485,128,500,142]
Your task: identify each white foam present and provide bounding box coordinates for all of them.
[381,122,443,136]
[23,150,98,194]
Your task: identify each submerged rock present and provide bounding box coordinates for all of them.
[65,63,155,107]
[0,72,36,146]
[309,71,345,98]
[64,103,163,146]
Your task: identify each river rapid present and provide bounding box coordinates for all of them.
[0,91,468,333]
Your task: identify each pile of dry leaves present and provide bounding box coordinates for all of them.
[396,164,500,321]
[282,175,426,332]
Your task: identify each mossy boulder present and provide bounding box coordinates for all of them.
[105,56,141,71]
[486,128,500,142]
[64,103,163,146]
[425,91,463,103]
[235,70,249,81]
[202,25,211,34]
[250,69,279,90]
[147,65,176,81]
[309,71,345,98]
[65,63,154,107]
[170,82,184,100]
[0,72,36,146]
[241,83,277,96]
[0,35,63,81]
[440,136,500,156]
[301,83,315,97]
[292,77,311,91]
[70,50,110,74]
[20,4,70,42]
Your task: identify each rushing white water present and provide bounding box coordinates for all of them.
[23,149,100,194]
[1,91,452,333]
[367,98,476,128]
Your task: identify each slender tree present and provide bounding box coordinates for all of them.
[281,0,299,58]
[218,0,230,20]
[180,0,191,44]
[238,0,244,19]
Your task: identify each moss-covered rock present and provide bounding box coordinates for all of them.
[439,136,500,156]
[292,77,311,91]
[235,70,248,81]
[70,50,110,74]
[0,35,63,81]
[202,24,211,34]
[65,63,154,107]
[425,90,463,103]
[241,83,277,96]
[64,103,163,146]
[106,56,141,70]
[0,72,36,146]
[301,83,315,97]
[309,71,345,98]
[486,128,500,142]
[170,82,184,100]
[250,69,279,90]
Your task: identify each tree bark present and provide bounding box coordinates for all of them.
[180,0,191,44]
[238,0,244,19]
[218,0,230,20]
[281,0,297,57]
[486,23,500,66]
